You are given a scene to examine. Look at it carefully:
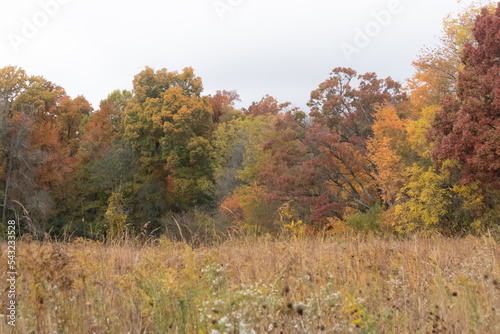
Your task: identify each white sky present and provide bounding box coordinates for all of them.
[0,0,482,111]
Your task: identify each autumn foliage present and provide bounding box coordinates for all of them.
[431,6,500,188]
[1,2,500,240]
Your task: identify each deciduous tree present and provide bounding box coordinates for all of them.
[307,67,406,213]
[431,4,500,189]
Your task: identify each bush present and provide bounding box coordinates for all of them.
[344,204,383,233]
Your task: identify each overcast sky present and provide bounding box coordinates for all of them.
[0,0,482,111]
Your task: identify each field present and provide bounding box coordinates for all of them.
[1,235,499,333]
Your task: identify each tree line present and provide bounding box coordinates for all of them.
[1,2,499,240]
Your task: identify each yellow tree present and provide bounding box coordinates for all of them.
[394,1,500,234]
[367,104,407,206]
[123,67,214,214]
[394,161,457,235]
[408,0,497,110]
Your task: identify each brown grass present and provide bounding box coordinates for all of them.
[0,234,499,333]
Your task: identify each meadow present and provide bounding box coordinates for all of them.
[2,2,500,333]
[1,234,499,333]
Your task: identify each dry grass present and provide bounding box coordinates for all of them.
[0,234,499,333]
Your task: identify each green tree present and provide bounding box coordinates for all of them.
[123,67,214,217]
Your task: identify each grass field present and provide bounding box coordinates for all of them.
[1,234,499,333]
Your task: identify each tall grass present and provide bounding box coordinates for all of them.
[0,234,499,333]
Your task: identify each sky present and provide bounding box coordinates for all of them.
[0,0,483,111]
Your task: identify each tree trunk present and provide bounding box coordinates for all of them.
[2,152,13,222]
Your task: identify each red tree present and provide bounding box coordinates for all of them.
[258,110,345,224]
[431,4,500,188]
[307,67,406,212]
[244,95,289,116]
[207,90,240,124]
